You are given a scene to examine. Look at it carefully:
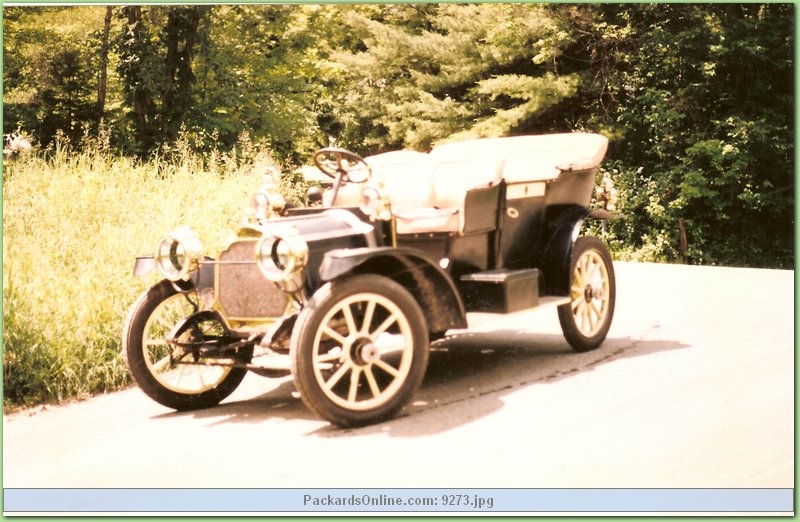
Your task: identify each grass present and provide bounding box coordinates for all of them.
[2,134,299,410]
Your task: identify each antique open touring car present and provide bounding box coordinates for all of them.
[123,132,616,426]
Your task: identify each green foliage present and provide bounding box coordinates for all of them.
[571,4,793,267]
[2,133,288,410]
[3,278,61,406]
[115,6,208,153]
[333,4,577,150]
[2,4,793,274]
[3,7,111,145]
[190,5,338,162]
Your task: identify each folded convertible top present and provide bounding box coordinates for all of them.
[430,133,609,182]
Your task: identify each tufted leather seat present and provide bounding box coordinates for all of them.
[394,158,504,234]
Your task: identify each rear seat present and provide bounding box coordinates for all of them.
[334,151,503,235]
[394,157,504,234]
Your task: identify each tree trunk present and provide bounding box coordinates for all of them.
[161,7,203,141]
[122,5,158,152]
[97,6,112,115]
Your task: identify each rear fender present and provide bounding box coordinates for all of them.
[539,206,614,295]
[319,247,467,335]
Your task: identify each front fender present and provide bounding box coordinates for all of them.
[318,247,467,334]
[133,256,156,278]
[539,205,615,295]
[132,255,215,293]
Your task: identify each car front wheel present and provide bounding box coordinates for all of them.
[123,280,252,411]
[558,236,616,352]
[290,274,429,427]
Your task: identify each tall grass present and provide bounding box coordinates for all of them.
[2,133,298,410]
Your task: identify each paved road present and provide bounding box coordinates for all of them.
[3,262,794,492]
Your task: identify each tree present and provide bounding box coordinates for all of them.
[97,6,113,116]
[189,5,353,162]
[115,6,207,153]
[161,7,203,143]
[332,4,581,152]
[562,4,793,267]
[3,7,109,145]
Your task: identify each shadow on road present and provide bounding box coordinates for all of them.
[321,331,690,438]
[156,331,689,434]
[153,377,317,425]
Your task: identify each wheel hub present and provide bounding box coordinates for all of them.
[583,284,605,302]
[351,337,380,366]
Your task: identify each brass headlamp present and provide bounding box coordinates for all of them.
[255,227,309,283]
[154,226,203,281]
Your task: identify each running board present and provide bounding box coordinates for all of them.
[459,268,540,313]
[463,296,570,331]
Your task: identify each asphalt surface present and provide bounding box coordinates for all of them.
[3,262,794,493]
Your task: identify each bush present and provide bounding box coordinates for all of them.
[2,134,292,410]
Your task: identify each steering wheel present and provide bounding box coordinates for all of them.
[313,148,371,184]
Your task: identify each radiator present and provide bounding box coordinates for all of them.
[214,239,289,321]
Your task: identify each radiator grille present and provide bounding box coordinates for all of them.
[215,239,288,320]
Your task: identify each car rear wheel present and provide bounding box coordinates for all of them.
[290,274,429,427]
[123,280,252,411]
[558,236,616,352]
